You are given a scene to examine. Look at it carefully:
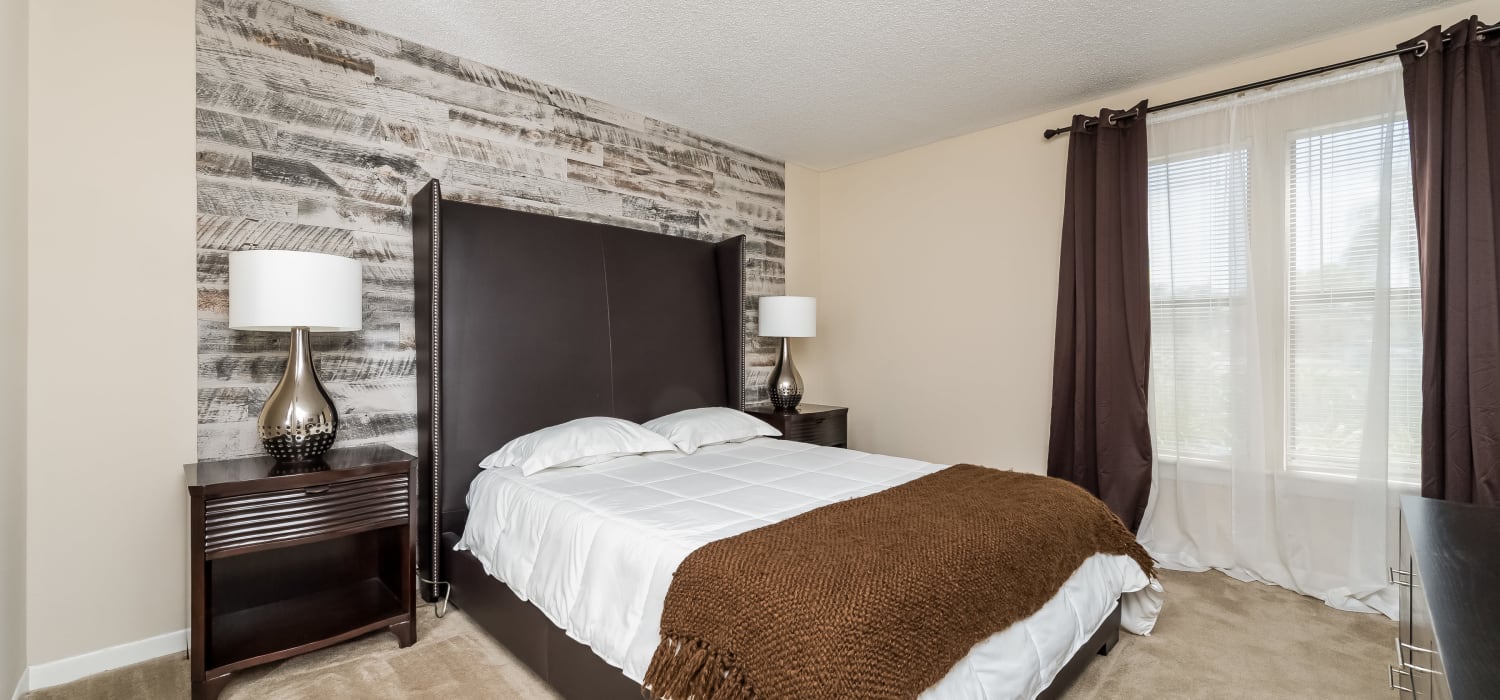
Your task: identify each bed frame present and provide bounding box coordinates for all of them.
[411,179,1118,699]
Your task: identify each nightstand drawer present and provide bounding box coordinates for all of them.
[781,413,846,446]
[203,473,409,557]
[745,404,849,447]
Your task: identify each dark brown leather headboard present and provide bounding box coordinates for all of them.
[412,180,745,596]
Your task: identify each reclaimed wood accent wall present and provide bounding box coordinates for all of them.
[196,0,786,459]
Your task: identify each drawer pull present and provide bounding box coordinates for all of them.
[1389,665,1414,692]
[1399,640,1438,655]
[303,485,331,495]
[1388,567,1418,588]
[1403,660,1444,676]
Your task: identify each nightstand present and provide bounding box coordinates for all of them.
[184,445,418,700]
[745,403,848,447]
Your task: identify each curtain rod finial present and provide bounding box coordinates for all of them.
[1043,128,1061,140]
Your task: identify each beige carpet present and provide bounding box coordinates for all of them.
[1067,569,1394,698]
[30,569,1394,699]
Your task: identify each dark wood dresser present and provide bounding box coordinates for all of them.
[185,445,418,700]
[1393,495,1500,699]
[745,403,848,447]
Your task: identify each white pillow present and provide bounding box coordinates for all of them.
[643,407,781,454]
[479,417,678,476]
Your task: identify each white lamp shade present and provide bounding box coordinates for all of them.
[228,250,363,332]
[758,296,816,338]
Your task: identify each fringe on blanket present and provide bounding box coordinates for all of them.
[643,635,756,700]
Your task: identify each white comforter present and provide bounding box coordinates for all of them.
[457,438,1162,700]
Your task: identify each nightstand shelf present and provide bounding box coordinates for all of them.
[207,576,405,674]
[745,403,848,447]
[186,445,418,700]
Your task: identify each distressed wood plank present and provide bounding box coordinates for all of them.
[436,158,617,213]
[197,318,407,355]
[250,151,409,206]
[644,116,783,175]
[545,89,649,133]
[600,143,716,192]
[197,142,254,180]
[203,0,403,59]
[197,0,376,75]
[199,175,410,235]
[197,215,391,257]
[198,177,299,221]
[373,59,555,129]
[196,107,278,150]
[447,107,602,165]
[391,38,557,108]
[200,350,415,385]
[712,178,787,223]
[563,158,721,216]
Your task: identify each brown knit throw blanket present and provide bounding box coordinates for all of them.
[642,465,1155,700]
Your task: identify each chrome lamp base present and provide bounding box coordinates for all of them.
[258,326,339,462]
[767,337,804,410]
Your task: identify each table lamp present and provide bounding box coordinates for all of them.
[758,295,816,410]
[229,250,362,462]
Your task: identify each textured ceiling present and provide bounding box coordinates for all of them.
[294,0,1456,169]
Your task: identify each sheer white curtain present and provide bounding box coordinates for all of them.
[1138,59,1419,617]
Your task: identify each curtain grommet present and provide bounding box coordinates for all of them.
[1415,39,1430,57]
[1106,113,1118,126]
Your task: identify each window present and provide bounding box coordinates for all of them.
[1286,120,1421,477]
[1141,64,1414,617]
[1148,149,1249,462]
[1148,106,1420,480]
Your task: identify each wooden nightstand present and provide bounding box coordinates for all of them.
[745,403,849,447]
[184,445,418,700]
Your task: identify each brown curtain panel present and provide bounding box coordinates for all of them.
[1046,101,1153,530]
[1400,19,1500,505]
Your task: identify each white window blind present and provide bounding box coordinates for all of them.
[1148,149,1250,462]
[1286,120,1421,477]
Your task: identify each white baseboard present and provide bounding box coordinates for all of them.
[10,668,28,700]
[27,629,186,691]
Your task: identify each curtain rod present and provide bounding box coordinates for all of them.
[1042,23,1499,140]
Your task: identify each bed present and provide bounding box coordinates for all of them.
[411,179,1160,699]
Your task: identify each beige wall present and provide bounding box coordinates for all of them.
[26,0,197,666]
[1,0,28,691]
[784,165,822,299]
[783,165,825,374]
[793,0,1499,470]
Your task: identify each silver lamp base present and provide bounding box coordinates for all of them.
[767,337,804,410]
[258,326,339,462]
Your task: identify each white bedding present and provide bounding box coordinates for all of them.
[456,438,1163,700]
